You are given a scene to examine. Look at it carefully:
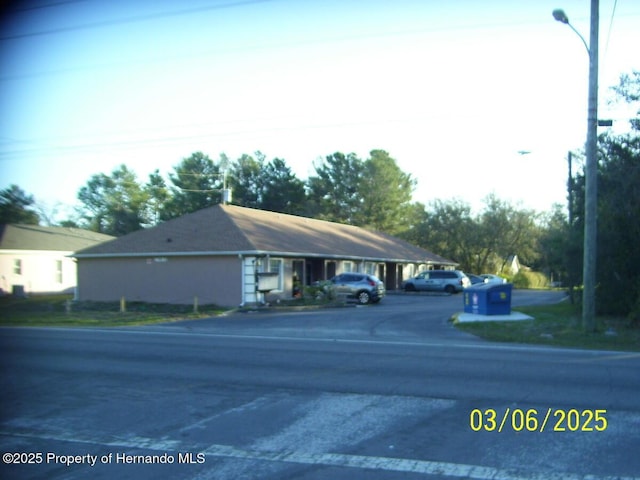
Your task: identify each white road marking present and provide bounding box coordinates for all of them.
[6,325,638,357]
[2,430,638,480]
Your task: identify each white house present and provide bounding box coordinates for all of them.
[0,224,114,296]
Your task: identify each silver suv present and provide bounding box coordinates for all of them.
[403,270,470,294]
[329,273,385,304]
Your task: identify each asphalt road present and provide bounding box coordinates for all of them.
[1,291,639,480]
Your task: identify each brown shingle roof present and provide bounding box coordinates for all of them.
[74,205,455,264]
[0,224,114,252]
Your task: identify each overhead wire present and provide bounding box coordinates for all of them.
[5,0,89,13]
[604,0,619,59]
[2,1,638,163]
[0,0,274,40]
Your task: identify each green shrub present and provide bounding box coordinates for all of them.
[512,271,549,289]
[304,281,335,301]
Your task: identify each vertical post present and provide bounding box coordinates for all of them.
[193,296,199,314]
[583,0,599,331]
[120,296,126,313]
[222,169,226,205]
[567,151,573,225]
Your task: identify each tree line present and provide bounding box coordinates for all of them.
[1,148,548,275]
[2,72,638,322]
[75,149,417,237]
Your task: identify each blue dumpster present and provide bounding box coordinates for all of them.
[463,283,512,315]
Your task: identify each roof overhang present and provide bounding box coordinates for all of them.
[72,250,456,265]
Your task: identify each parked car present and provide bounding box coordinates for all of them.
[328,273,385,304]
[480,274,507,284]
[466,274,487,285]
[402,270,470,294]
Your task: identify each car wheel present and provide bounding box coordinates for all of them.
[404,284,416,292]
[357,291,371,304]
[444,285,455,294]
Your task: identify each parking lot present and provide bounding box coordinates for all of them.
[162,289,568,344]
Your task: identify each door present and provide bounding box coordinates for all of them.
[292,260,304,297]
[326,261,337,279]
[424,271,442,290]
[332,273,352,296]
[412,272,430,290]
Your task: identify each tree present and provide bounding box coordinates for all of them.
[405,196,542,274]
[0,185,39,224]
[595,122,640,320]
[145,169,170,225]
[356,150,416,235]
[567,71,640,321]
[261,157,306,214]
[537,205,574,286]
[226,153,305,214]
[77,165,149,236]
[306,152,364,224]
[477,194,540,273]
[163,152,222,219]
[228,153,264,209]
[612,70,640,131]
[414,199,478,269]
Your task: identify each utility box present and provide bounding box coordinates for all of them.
[256,272,279,293]
[463,283,512,315]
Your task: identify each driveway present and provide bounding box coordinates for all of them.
[157,289,567,344]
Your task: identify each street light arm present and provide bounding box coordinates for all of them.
[566,22,590,56]
[552,9,590,57]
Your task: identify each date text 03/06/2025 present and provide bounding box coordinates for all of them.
[469,408,607,433]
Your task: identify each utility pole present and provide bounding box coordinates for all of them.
[567,151,573,226]
[583,0,599,331]
[553,0,599,331]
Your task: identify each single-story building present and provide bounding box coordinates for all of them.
[73,204,457,306]
[0,224,114,296]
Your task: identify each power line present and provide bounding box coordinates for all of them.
[5,0,88,13]
[0,115,461,161]
[7,8,639,82]
[0,17,549,82]
[0,0,274,40]
[603,0,619,59]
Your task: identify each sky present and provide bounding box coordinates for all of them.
[1,0,639,222]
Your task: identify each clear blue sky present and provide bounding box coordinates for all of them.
[1,0,638,221]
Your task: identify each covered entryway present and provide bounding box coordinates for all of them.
[306,259,325,284]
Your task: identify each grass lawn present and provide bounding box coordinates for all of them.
[454,300,640,352]
[0,294,226,328]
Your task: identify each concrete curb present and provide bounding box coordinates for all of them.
[452,311,534,323]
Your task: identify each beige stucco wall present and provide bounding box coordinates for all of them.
[76,255,242,306]
[0,250,77,295]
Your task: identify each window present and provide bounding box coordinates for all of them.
[343,261,354,273]
[406,264,415,278]
[13,259,22,275]
[268,258,283,291]
[56,260,63,283]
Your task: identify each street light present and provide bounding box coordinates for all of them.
[552,9,590,54]
[553,2,599,331]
